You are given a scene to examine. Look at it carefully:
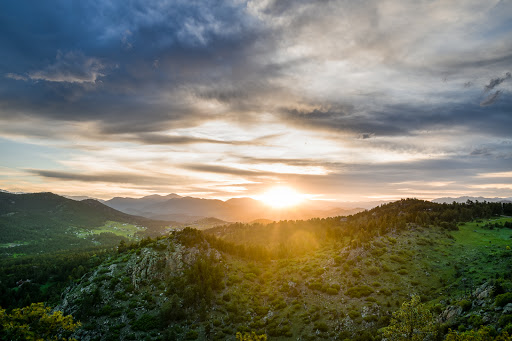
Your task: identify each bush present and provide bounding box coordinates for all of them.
[346,285,374,298]
[367,266,380,275]
[308,282,322,291]
[314,321,329,332]
[185,330,199,340]
[389,255,406,264]
[325,287,339,295]
[468,315,483,328]
[499,314,512,327]
[458,299,472,312]
[352,269,361,278]
[348,309,359,319]
[131,313,159,331]
[334,256,343,266]
[495,293,512,307]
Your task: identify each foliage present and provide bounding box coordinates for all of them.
[444,326,512,340]
[131,313,159,332]
[381,294,437,341]
[495,293,512,307]
[236,331,268,341]
[0,302,80,340]
[346,285,374,298]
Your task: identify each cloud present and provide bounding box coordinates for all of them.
[1,0,512,200]
[5,73,27,81]
[485,72,511,91]
[28,51,105,84]
[480,90,502,106]
[27,169,174,186]
[181,164,268,177]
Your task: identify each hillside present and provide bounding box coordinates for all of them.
[0,192,174,257]
[52,199,512,340]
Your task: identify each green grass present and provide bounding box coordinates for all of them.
[75,221,145,240]
[453,217,512,247]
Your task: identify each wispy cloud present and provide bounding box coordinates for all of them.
[480,90,502,106]
[28,51,105,84]
[485,72,511,91]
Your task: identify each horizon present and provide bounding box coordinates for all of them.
[1,1,511,201]
[2,188,511,207]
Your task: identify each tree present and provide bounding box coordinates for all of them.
[236,331,268,341]
[381,295,437,340]
[0,302,80,340]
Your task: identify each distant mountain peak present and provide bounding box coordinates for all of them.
[432,196,512,204]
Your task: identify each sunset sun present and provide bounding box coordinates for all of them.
[258,186,304,208]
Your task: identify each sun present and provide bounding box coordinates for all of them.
[257,186,304,208]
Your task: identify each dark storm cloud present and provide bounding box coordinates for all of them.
[279,97,512,138]
[1,0,511,142]
[0,0,268,129]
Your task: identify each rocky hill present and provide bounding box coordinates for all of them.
[54,199,512,340]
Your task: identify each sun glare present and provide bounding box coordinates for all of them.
[258,186,304,208]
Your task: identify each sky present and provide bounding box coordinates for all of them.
[0,0,511,202]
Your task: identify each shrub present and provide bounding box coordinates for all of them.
[346,285,374,298]
[308,282,322,291]
[389,255,406,264]
[499,314,512,327]
[380,288,391,296]
[114,291,127,300]
[352,269,361,278]
[314,321,329,332]
[458,299,472,312]
[131,313,159,332]
[185,330,199,340]
[334,256,343,266]
[325,287,339,295]
[495,293,512,307]
[99,304,113,316]
[367,266,380,275]
[468,315,483,328]
[348,309,359,319]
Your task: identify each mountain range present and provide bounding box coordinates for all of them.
[103,194,364,223]
[432,196,512,204]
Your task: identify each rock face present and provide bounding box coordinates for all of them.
[504,303,512,315]
[440,281,512,328]
[56,235,220,341]
[474,281,493,300]
[441,305,463,324]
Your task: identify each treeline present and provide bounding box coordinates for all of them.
[0,251,108,310]
[205,199,510,259]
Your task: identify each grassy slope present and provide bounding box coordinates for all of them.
[0,192,173,257]
[61,217,512,340]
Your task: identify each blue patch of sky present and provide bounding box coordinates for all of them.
[0,138,68,170]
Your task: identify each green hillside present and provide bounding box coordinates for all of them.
[0,192,172,257]
[48,199,512,340]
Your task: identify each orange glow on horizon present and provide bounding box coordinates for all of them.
[257,186,305,208]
